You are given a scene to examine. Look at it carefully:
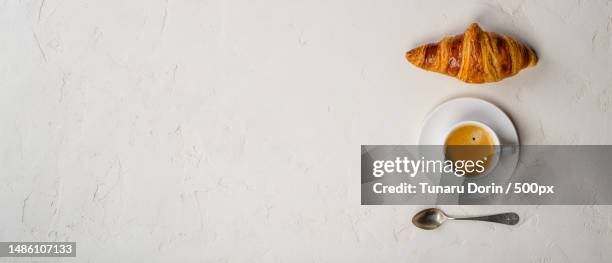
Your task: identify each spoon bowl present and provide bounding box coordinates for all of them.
[412,208,449,230]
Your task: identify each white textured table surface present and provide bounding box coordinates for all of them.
[1,0,612,262]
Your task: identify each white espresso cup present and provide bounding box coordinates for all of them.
[443,120,501,177]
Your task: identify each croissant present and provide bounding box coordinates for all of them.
[405,23,537,83]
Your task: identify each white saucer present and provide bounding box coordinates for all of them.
[418,97,520,204]
[419,97,519,146]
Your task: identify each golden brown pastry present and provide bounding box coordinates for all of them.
[405,23,537,83]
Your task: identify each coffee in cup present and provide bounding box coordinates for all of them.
[443,121,500,177]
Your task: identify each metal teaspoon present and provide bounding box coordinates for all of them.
[412,208,519,230]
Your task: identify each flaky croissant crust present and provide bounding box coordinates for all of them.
[406,23,537,83]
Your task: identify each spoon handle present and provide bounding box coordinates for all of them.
[452,212,519,225]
